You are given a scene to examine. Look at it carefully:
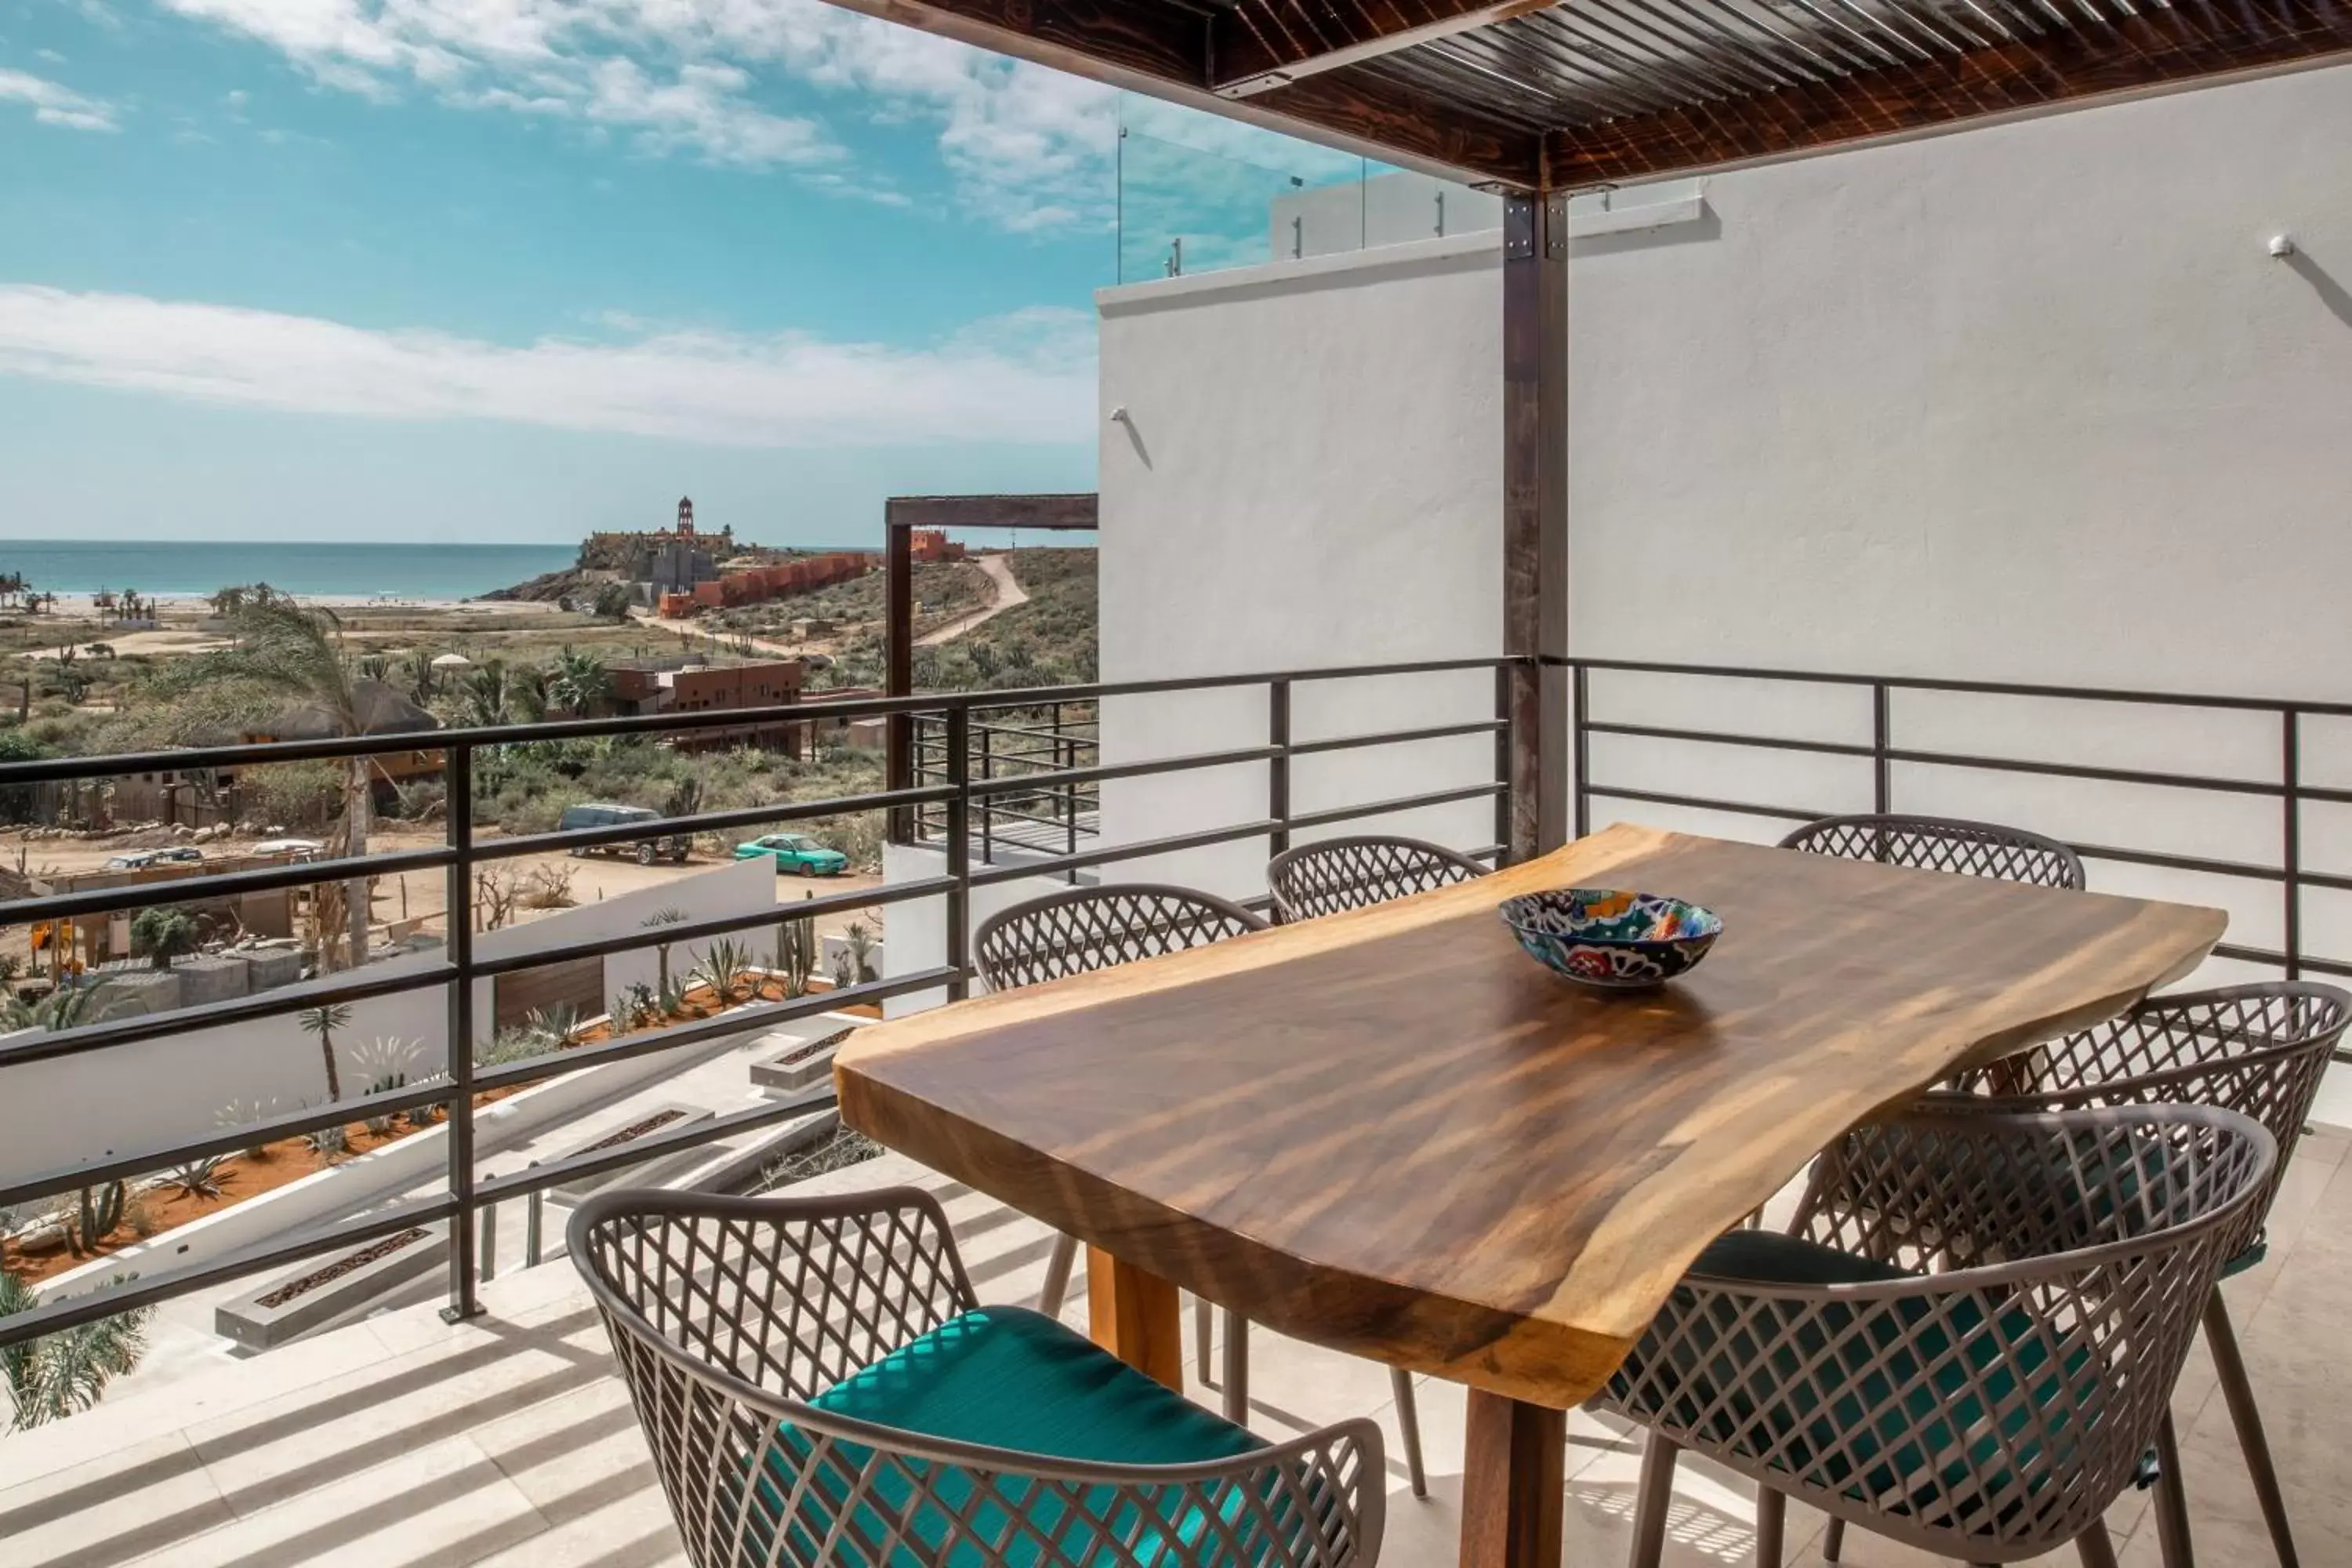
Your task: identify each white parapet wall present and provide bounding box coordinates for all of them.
[2,855,783,1185]
[1094,64,2352,1087]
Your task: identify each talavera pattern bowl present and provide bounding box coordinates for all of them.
[1497,887,1723,989]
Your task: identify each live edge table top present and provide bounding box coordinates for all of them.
[834,824,2226,1408]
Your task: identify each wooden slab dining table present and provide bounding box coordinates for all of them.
[833,823,2226,1567]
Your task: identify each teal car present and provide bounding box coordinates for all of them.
[733,832,849,877]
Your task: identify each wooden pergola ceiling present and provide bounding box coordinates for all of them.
[840,0,2352,188]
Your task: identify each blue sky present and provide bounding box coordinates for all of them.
[0,0,1352,546]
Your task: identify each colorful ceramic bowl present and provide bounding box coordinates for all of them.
[1496,887,1723,989]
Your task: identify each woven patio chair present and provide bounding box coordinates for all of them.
[1926,983,2351,1568]
[1600,1102,2274,1568]
[972,885,1269,1427]
[1779,813,2087,891]
[1265,836,1486,924]
[571,1186,1386,1568]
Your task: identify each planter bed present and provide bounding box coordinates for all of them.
[547,1103,717,1207]
[749,1025,855,1095]
[214,1221,449,1350]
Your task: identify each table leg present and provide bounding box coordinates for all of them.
[1461,1390,1565,1568]
[1085,1246,1183,1391]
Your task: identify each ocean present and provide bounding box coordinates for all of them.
[0,539,577,602]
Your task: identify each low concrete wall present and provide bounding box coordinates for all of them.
[35,1004,777,1304]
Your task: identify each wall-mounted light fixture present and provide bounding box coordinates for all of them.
[2270,234,2299,259]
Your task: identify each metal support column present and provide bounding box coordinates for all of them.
[1269,680,1292,861]
[441,743,481,1323]
[945,705,971,1003]
[884,517,914,844]
[1873,683,1893,815]
[1502,191,1570,859]
[2285,707,2303,981]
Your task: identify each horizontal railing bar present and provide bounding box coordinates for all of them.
[1583,783,1832,822]
[966,779,1506,889]
[0,960,461,1068]
[0,1194,459,1348]
[0,659,1514,791]
[469,968,958,1093]
[0,1083,456,1210]
[0,844,459,926]
[967,818,1280,888]
[474,1087,840,1203]
[1559,655,2352,719]
[1883,747,2282,797]
[1588,717,2292,797]
[1581,720,1877,759]
[1279,782,1506,833]
[964,721,1509,803]
[470,786,956,863]
[2069,841,2292,883]
[468,878,949,979]
[1283,718,1508,757]
[967,743,1277,798]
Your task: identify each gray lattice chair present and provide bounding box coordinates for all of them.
[1779,813,2087,891]
[972,886,1269,1425]
[1600,1103,2274,1568]
[1265,836,1486,924]
[1931,983,2351,1568]
[571,1186,1386,1568]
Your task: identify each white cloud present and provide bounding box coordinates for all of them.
[156,0,1119,227]
[0,66,121,131]
[0,284,1094,447]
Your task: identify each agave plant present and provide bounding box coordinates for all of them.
[523,1005,582,1051]
[691,938,754,1006]
[162,1156,227,1201]
[215,1098,281,1160]
[303,1124,348,1161]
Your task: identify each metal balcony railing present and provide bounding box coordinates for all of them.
[5,650,2352,1354]
[0,657,1516,1351]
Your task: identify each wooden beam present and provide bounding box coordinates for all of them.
[1257,68,1544,188]
[1212,0,1559,97]
[884,493,1098,532]
[1501,193,1569,862]
[1544,1,2352,187]
[814,0,1542,187]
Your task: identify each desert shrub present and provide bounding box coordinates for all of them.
[246,760,343,829]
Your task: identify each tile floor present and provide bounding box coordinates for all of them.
[5,1123,2349,1567]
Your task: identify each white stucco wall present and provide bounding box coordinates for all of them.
[1096,234,1507,898]
[1092,65,2352,1029]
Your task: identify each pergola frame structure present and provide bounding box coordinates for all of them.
[837,10,2349,1560]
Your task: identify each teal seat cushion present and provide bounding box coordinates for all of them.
[1614,1230,2095,1530]
[755,1307,1265,1566]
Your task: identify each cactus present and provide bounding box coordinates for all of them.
[361,1073,407,1136]
[774,894,818,1000]
[67,1181,126,1254]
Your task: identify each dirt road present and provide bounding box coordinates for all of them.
[916,554,1027,646]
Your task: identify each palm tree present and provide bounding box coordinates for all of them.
[216,600,375,969]
[0,1272,151,1430]
[641,907,688,1007]
[546,648,614,717]
[299,1001,351,1102]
